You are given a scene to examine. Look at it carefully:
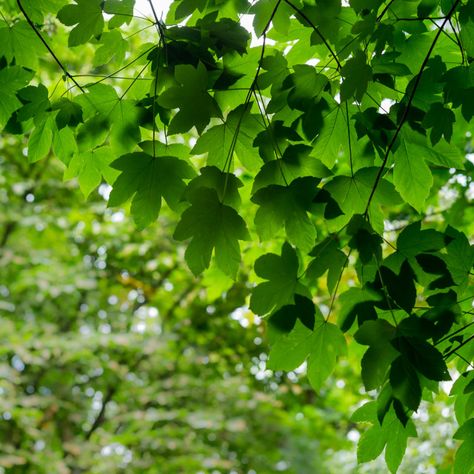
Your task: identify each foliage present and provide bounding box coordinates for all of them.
[1,0,473,471]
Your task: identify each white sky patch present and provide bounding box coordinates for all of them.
[134,0,172,18]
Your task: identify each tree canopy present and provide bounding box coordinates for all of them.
[0,0,473,472]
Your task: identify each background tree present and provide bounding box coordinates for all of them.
[0,0,473,472]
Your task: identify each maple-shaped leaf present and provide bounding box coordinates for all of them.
[65,146,119,198]
[103,0,135,28]
[108,152,195,230]
[252,145,331,193]
[57,0,104,47]
[0,66,34,129]
[251,0,293,36]
[306,237,347,293]
[173,187,249,277]
[443,65,474,121]
[341,50,372,102]
[0,21,43,69]
[93,30,127,67]
[250,243,309,315]
[16,85,50,122]
[393,132,433,213]
[453,419,474,474]
[312,102,349,168]
[267,314,347,391]
[354,404,417,473]
[192,105,263,170]
[184,166,243,209]
[202,17,251,56]
[28,115,55,163]
[323,167,401,234]
[158,62,221,134]
[252,177,319,252]
[422,102,455,145]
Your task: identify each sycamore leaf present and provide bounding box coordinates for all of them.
[389,356,422,411]
[341,50,372,102]
[355,404,417,472]
[393,134,433,213]
[93,30,127,66]
[250,243,309,315]
[28,115,55,163]
[0,21,43,69]
[422,102,455,145]
[252,177,319,252]
[307,320,347,390]
[306,238,347,293]
[323,167,401,234]
[17,85,50,122]
[0,66,34,129]
[184,166,243,209]
[65,146,119,198]
[192,104,262,170]
[53,126,77,166]
[57,0,104,47]
[108,152,195,230]
[252,145,331,193]
[268,314,346,391]
[453,419,474,474]
[158,62,221,134]
[397,221,447,257]
[173,187,249,277]
[444,226,474,286]
[312,104,348,167]
[251,0,293,36]
[103,0,135,28]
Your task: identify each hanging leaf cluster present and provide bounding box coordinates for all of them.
[1,0,473,470]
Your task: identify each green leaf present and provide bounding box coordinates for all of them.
[103,0,135,28]
[184,166,243,209]
[109,152,195,229]
[268,315,346,391]
[422,102,455,145]
[392,134,433,213]
[251,0,293,36]
[453,419,474,474]
[192,105,262,170]
[93,30,127,66]
[57,0,105,47]
[16,85,50,122]
[389,356,422,411]
[252,145,331,193]
[397,221,447,257]
[173,187,249,277]
[52,126,77,166]
[52,98,83,129]
[384,410,417,473]
[0,66,34,129]
[158,62,221,134]
[267,320,314,371]
[444,226,474,286]
[307,320,347,390]
[250,243,308,315]
[268,295,316,338]
[394,337,450,382]
[340,50,372,102]
[0,21,43,69]
[306,238,347,293]
[28,115,55,163]
[355,320,398,390]
[252,177,319,252]
[65,146,119,198]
